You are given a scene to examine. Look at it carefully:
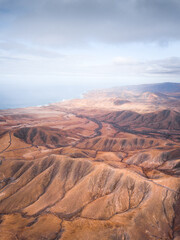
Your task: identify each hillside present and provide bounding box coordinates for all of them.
[0,82,180,240]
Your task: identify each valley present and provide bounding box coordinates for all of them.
[0,83,180,240]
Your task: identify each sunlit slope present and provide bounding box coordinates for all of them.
[0,155,179,239]
[0,82,180,239]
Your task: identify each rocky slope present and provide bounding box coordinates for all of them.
[0,82,180,240]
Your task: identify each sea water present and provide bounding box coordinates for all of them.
[0,83,89,110]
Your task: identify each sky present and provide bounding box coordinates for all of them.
[0,0,180,92]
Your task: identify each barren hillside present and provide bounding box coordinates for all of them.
[0,83,180,240]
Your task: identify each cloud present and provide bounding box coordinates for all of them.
[146,57,180,75]
[113,57,138,65]
[0,0,180,46]
[0,40,65,61]
[113,56,180,76]
[0,0,180,89]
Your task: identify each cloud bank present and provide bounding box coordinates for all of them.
[0,0,180,89]
[1,0,180,46]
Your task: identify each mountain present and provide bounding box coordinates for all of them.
[84,82,180,98]
[0,82,180,240]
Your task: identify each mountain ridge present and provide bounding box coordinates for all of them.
[0,82,180,240]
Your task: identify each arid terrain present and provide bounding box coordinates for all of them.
[0,82,180,240]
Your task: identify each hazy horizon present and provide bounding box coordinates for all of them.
[0,81,179,110]
[0,0,180,108]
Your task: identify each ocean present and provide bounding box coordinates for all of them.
[0,84,90,110]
